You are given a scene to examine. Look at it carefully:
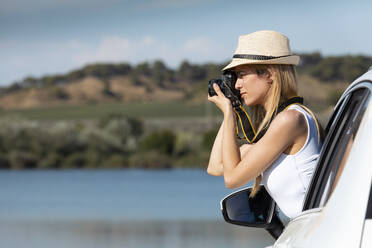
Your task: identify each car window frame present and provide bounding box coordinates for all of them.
[303,82,371,211]
[318,90,369,207]
[366,183,372,219]
[302,92,351,210]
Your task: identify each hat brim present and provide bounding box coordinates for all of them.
[222,55,300,71]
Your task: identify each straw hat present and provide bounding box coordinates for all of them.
[223,30,300,71]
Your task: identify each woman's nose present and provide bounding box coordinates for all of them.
[235,78,242,89]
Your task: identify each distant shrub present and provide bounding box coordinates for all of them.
[82,149,102,169]
[173,132,199,156]
[98,114,143,141]
[62,153,86,169]
[38,152,63,169]
[172,151,209,168]
[140,130,176,155]
[0,153,10,169]
[127,117,144,138]
[177,60,207,81]
[133,62,152,76]
[54,133,86,156]
[310,55,372,82]
[102,80,116,97]
[51,86,69,100]
[202,129,218,150]
[128,151,171,169]
[83,129,124,155]
[0,115,212,170]
[128,73,143,86]
[9,151,38,169]
[101,154,128,168]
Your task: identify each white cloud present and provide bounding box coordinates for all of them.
[72,35,228,67]
[73,37,133,65]
[182,37,223,58]
[71,36,174,66]
[0,35,229,85]
[0,39,89,84]
[142,36,156,46]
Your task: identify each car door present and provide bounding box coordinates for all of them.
[362,186,372,247]
[273,76,372,247]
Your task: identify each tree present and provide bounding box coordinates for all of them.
[152,60,173,86]
[152,60,167,85]
[134,62,152,76]
[140,130,176,155]
[177,60,207,81]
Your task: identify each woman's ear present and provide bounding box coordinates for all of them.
[265,69,276,84]
[264,69,274,84]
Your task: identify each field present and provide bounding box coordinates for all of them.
[0,101,222,121]
[0,92,341,170]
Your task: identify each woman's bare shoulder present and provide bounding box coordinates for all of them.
[268,109,307,138]
[275,109,306,127]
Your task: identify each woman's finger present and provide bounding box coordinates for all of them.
[213,83,223,97]
[207,94,217,103]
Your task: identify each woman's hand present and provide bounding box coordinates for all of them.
[207,84,233,115]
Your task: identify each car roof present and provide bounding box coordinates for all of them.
[334,66,372,110]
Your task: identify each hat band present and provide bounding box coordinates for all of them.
[233,54,292,60]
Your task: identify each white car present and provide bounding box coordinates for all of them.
[221,67,372,247]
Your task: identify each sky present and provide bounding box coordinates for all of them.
[1,0,372,86]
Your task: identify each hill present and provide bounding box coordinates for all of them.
[0,75,187,109]
[0,53,370,170]
[0,52,371,115]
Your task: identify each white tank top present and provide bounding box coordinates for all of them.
[261,104,322,219]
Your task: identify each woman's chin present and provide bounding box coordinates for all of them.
[243,98,260,107]
[242,99,250,106]
[242,97,252,106]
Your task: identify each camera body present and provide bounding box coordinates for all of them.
[208,71,241,107]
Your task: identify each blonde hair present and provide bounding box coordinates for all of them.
[248,64,324,197]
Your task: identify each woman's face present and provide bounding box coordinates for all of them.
[234,65,272,107]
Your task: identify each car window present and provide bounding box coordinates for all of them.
[318,90,368,207]
[366,184,372,219]
[303,86,370,210]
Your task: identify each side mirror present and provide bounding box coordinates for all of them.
[220,186,284,239]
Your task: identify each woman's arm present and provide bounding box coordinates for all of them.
[206,121,224,176]
[207,120,253,176]
[221,108,241,180]
[223,109,307,188]
[207,83,305,188]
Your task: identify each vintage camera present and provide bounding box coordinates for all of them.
[208,70,241,107]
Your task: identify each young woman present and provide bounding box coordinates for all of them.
[207,30,324,219]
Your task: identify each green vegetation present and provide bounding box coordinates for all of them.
[0,102,221,120]
[0,52,371,170]
[2,63,133,93]
[4,52,372,96]
[140,130,176,155]
[0,116,217,170]
[298,52,372,82]
[2,59,223,94]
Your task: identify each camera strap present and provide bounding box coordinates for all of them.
[234,96,304,144]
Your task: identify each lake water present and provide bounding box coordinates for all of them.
[0,169,274,248]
